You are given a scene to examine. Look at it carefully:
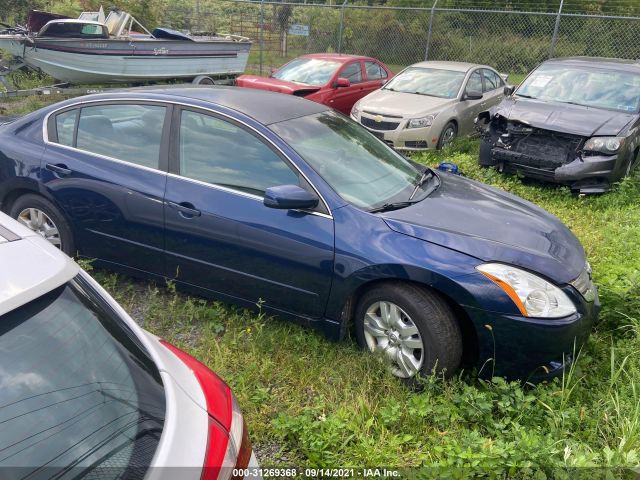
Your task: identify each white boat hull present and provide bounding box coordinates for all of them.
[0,36,251,84]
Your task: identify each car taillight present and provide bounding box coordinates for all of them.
[160,340,252,480]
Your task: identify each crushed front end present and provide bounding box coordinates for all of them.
[478,113,619,193]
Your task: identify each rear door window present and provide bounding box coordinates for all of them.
[74,104,167,169]
[0,276,165,479]
[364,61,387,81]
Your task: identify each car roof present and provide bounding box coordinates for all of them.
[0,212,79,317]
[407,61,489,72]
[300,53,379,63]
[543,56,640,73]
[62,85,332,125]
[45,19,104,25]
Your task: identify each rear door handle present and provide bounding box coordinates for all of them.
[45,163,72,176]
[168,201,201,218]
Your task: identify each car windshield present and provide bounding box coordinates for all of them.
[272,58,341,86]
[0,276,165,480]
[516,64,640,113]
[383,67,466,98]
[270,111,434,210]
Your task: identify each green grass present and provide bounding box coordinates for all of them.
[84,138,640,476]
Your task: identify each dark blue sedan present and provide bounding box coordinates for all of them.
[0,87,599,381]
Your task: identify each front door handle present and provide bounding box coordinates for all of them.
[45,163,72,176]
[168,201,201,218]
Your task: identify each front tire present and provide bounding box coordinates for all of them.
[9,194,75,256]
[478,137,497,167]
[437,121,458,149]
[355,282,462,381]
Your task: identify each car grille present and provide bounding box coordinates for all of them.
[507,131,583,169]
[570,262,596,302]
[405,141,429,149]
[361,116,400,131]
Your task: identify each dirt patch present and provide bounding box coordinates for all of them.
[0,98,30,115]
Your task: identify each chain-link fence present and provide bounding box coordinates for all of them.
[163,1,640,78]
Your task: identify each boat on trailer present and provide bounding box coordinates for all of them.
[0,8,251,85]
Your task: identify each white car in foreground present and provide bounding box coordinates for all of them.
[0,212,259,480]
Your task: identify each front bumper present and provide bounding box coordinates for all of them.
[466,285,600,382]
[489,145,621,191]
[351,114,438,151]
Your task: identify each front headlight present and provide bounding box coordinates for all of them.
[407,113,437,129]
[583,136,625,155]
[477,263,576,318]
[351,104,361,120]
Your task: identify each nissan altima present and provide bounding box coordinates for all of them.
[0,87,599,381]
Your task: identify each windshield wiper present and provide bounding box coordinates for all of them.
[409,169,434,200]
[516,93,536,99]
[368,201,419,213]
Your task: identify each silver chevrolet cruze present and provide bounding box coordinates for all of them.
[351,61,507,151]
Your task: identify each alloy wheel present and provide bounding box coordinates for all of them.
[441,126,456,146]
[17,207,62,249]
[363,301,424,378]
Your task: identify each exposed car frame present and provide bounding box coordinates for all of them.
[476,57,640,193]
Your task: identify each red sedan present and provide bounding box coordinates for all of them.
[236,54,393,115]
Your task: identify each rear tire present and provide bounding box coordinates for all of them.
[9,194,75,256]
[355,282,462,383]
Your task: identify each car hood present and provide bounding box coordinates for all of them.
[236,75,322,96]
[359,89,454,117]
[494,96,636,136]
[382,173,585,284]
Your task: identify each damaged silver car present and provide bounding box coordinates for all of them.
[476,57,640,193]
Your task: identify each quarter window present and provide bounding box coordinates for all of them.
[55,109,77,147]
[75,104,166,169]
[179,110,299,197]
[365,61,387,81]
[339,63,363,84]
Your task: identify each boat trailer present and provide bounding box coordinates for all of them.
[0,59,237,99]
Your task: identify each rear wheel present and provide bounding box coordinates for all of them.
[9,194,75,256]
[355,282,462,382]
[437,122,458,149]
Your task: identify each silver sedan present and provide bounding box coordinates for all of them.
[351,61,507,151]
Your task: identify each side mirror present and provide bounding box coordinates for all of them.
[504,85,515,96]
[463,91,483,101]
[335,77,351,88]
[264,185,319,210]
